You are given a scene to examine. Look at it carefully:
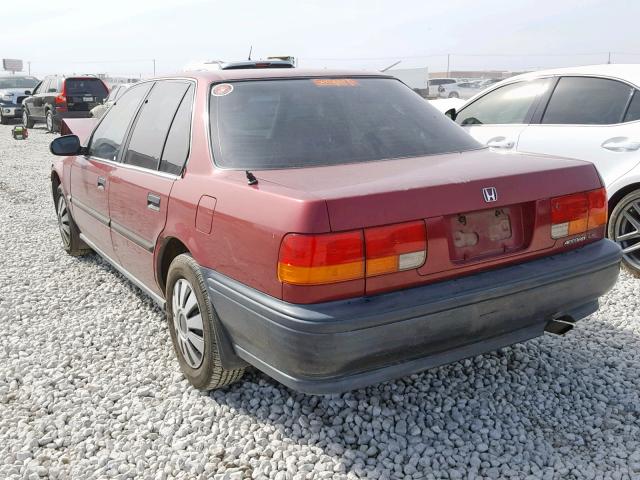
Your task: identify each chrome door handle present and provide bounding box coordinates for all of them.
[486,137,515,149]
[97,176,106,189]
[601,137,640,152]
[147,193,160,211]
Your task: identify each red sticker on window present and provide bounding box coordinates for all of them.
[312,79,359,87]
[212,83,234,96]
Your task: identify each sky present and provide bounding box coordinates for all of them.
[2,0,640,79]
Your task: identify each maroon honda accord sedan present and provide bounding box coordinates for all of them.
[49,65,621,393]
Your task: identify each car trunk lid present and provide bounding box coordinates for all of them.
[255,149,602,292]
[255,149,600,228]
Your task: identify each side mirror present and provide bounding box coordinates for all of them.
[50,135,84,156]
[24,90,31,95]
[445,108,457,121]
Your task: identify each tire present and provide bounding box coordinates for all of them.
[608,189,640,277]
[55,185,91,256]
[0,111,8,125]
[448,91,460,98]
[166,254,245,390]
[45,109,56,133]
[23,109,35,128]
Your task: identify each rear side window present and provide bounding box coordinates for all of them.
[90,83,152,161]
[542,77,633,125]
[124,81,191,170]
[65,78,108,98]
[160,85,194,175]
[623,91,640,123]
[209,78,480,169]
[456,79,552,125]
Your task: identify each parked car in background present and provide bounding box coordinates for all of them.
[49,68,620,394]
[451,81,485,99]
[23,75,109,132]
[444,64,640,275]
[428,77,458,97]
[0,75,39,124]
[90,83,131,119]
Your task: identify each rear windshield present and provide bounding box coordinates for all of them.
[65,78,108,97]
[209,78,481,169]
[0,76,39,89]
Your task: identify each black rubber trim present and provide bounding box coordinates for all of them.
[111,220,155,252]
[70,196,110,226]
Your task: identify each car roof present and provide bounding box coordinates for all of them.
[173,68,392,83]
[503,64,640,87]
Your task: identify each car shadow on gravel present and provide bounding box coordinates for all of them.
[210,320,640,477]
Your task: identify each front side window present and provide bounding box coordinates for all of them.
[90,83,152,161]
[456,79,552,126]
[541,77,633,125]
[209,77,481,169]
[124,81,191,170]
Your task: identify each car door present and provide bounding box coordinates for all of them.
[455,78,554,151]
[31,77,49,119]
[517,76,640,189]
[69,82,153,260]
[109,80,194,296]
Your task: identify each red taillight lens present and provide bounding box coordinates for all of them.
[550,188,607,239]
[278,231,364,285]
[278,221,428,285]
[54,94,66,105]
[365,221,427,276]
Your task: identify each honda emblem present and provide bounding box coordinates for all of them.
[482,187,498,203]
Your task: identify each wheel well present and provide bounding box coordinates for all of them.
[157,238,190,294]
[609,183,640,215]
[51,172,61,207]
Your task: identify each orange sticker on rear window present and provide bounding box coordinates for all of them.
[312,79,359,87]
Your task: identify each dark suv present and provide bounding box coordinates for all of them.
[23,75,108,132]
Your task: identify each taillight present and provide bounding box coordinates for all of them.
[365,221,427,276]
[587,188,607,230]
[277,231,364,285]
[278,221,428,285]
[54,94,66,105]
[550,188,607,239]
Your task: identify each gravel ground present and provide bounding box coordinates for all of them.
[0,123,639,480]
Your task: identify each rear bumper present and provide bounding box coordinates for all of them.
[204,240,622,394]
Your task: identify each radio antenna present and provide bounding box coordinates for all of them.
[248,45,253,61]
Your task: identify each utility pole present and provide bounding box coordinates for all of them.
[607,52,612,64]
[446,53,450,77]
[27,61,31,75]
[153,59,156,76]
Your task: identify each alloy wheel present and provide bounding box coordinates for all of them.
[613,198,640,270]
[172,278,205,368]
[57,195,71,248]
[22,111,28,127]
[46,112,53,132]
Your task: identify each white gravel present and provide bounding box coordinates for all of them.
[0,123,639,480]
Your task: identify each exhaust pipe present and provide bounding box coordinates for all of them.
[545,317,575,336]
